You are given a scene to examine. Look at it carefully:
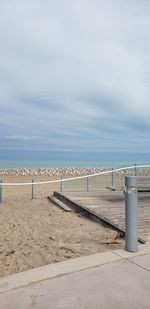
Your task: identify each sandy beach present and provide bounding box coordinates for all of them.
[0,167,149,278]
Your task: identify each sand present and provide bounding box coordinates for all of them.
[0,174,126,278]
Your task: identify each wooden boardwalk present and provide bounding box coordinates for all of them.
[51,190,150,242]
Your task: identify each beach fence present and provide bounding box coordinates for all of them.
[0,176,60,203]
[59,164,150,193]
[0,179,35,203]
[0,164,150,201]
[60,170,112,192]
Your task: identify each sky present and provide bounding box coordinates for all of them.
[0,0,150,160]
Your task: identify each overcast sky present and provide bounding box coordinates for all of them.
[0,0,150,159]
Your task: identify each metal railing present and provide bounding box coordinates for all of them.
[0,164,150,201]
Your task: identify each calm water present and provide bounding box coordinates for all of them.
[0,160,150,168]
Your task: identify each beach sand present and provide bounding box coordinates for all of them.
[0,173,126,277]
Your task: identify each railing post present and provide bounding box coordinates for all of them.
[32,179,35,199]
[60,176,63,192]
[112,167,116,189]
[125,176,138,252]
[0,180,3,203]
[134,163,137,176]
[86,175,89,191]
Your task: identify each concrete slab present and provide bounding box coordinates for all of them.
[0,258,150,309]
[131,254,150,271]
[0,244,150,308]
[114,242,150,259]
[0,251,121,294]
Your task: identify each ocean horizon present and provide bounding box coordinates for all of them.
[0,159,150,169]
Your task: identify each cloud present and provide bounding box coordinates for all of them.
[0,0,150,156]
[5,135,39,141]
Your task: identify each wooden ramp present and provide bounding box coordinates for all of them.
[49,190,150,243]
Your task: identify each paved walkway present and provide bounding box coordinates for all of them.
[0,243,150,308]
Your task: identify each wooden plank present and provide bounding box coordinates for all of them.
[52,191,148,243]
[65,191,149,241]
[48,195,72,212]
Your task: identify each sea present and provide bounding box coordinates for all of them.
[0,160,150,169]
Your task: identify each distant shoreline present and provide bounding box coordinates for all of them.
[0,159,150,169]
[0,166,150,176]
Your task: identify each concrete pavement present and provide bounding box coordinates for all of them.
[0,243,150,308]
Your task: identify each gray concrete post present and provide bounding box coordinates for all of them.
[112,167,116,189]
[125,176,138,252]
[32,179,35,199]
[134,163,137,176]
[0,180,3,203]
[86,176,89,192]
[60,176,63,192]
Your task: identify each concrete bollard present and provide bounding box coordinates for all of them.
[0,180,3,203]
[112,167,116,189]
[32,179,35,199]
[125,176,138,252]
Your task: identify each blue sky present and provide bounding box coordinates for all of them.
[0,0,150,160]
